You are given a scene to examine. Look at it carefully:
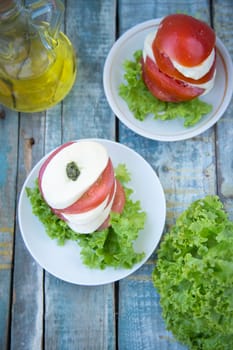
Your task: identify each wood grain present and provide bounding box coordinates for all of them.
[117,0,220,349]
[1,0,232,349]
[213,0,233,219]
[10,1,117,350]
[41,1,117,349]
[0,109,18,350]
[11,112,45,350]
[61,0,116,142]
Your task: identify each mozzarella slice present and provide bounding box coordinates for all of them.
[171,49,215,80]
[63,194,109,224]
[189,70,216,95]
[67,180,117,234]
[143,30,215,80]
[41,141,109,209]
[143,31,155,63]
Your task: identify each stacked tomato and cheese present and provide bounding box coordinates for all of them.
[38,140,125,234]
[142,14,216,102]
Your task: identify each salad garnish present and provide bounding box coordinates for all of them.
[153,195,233,349]
[26,164,146,270]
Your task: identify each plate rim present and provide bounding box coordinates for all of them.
[17,138,166,285]
[103,18,233,141]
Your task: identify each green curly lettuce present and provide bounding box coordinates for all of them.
[119,50,212,127]
[152,195,233,350]
[26,164,146,270]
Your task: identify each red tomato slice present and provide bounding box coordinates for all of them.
[97,218,109,231]
[142,56,204,102]
[153,45,216,84]
[59,159,115,214]
[97,179,126,230]
[153,14,216,67]
[52,179,116,222]
[111,180,125,214]
[106,179,117,206]
[142,59,177,102]
[51,208,66,221]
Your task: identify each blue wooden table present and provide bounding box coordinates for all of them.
[1,0,233,349]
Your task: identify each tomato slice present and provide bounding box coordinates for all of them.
[111,179,125,214]
[97,179,126,230]
[59,159,115,214]
[142,56,204,102]
[153,45,216,85]
[153,14,216,67]
[51,208,66,221]
[105,179,117,206]
[142,59,177,102]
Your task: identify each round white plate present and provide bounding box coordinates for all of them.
[18,139,166,285]
[103,19,233,141]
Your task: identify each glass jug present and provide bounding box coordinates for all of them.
[0,0,77,112]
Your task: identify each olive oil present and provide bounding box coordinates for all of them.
[0,31,77,113]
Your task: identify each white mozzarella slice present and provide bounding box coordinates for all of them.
[143,31,155,63]
[190,69,216,95]
[67,180,117,234]
[63,194,109,224]
[143,30,215,80]
[41,141,109,209]
[171,49,215,80]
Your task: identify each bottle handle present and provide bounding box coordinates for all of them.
[27,0,64,40]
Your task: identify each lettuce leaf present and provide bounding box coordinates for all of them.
[119,50,212,127]
[26,164,146,270]
[152,195,233,350]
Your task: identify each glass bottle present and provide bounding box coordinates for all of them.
[0,0,77,112]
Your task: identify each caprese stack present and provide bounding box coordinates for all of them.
[142,14,216,102]
[38,140,125,234]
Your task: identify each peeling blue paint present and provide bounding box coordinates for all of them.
[0,145,10,188]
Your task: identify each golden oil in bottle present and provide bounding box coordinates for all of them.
[0,30,77,112]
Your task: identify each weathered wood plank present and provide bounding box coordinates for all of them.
[117,0,217,349]
[10,0,117,348]
[11,112,46,350]
[117,0,212,33]
[0,108,18,350]
[118,262,187,350]
[213,0,233,219]
[42,1,117,350]
[44,276,115,350]
[3,1,232,349]
[10,10,64,349]
[61,0,116,142]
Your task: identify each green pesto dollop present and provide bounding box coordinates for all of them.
[66,161,80,181]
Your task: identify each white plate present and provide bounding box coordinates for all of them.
[18,139,166,285]
[103,19,233,141]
